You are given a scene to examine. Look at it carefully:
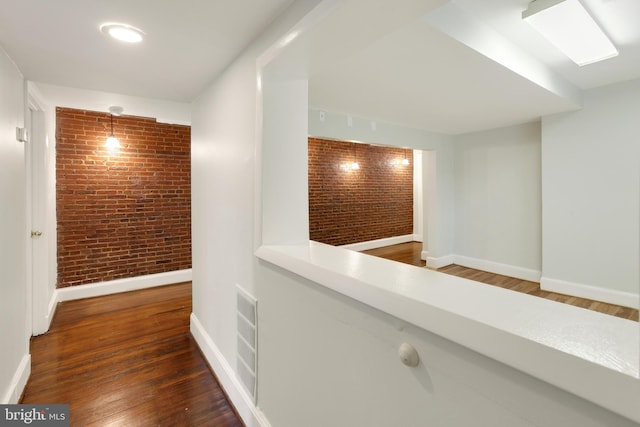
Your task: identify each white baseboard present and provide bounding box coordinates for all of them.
[46,289,58,330]
[56,269,192,303]
[2,354,31,404]
[540,277,639,309]
[411,234,423,243]
[426,255,454,269]
[454,255,541,283]
[421,251,429,261]
[340,234,415,252]
[32,288,59,336]
[190,313,272,427]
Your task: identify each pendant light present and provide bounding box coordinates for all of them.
[402,149,410,166]
[351,143,360,170]
[105,106,123,151]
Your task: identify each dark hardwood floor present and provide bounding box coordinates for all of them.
[362,242,427,267]
[21,282,244,427]
[362,242,639,321]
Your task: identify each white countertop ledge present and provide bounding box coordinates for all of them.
[256,241,640,423]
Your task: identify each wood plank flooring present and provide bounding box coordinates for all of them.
[362,242,639,321]
[21,282,244,427]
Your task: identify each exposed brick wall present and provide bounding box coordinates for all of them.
[308,137,413,246]
[56,107,191,288]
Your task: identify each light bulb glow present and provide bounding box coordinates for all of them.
[105,136,121,151]
[100,23,145,43]
[351,162,360,170]
[523,0,617,66]
[402,158,410,165]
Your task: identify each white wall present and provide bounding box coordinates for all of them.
[541,79,640,306]
[413,150,423,241]
[35,83,191,125]
[257,264,637,427]
[453,122,542,275]
[189,0,323,424]
[0,46,30,403]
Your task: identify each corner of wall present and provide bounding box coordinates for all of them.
[426,255,454,269]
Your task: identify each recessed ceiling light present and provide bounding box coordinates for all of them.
[100,23,145,43]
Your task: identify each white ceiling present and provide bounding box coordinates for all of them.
[308,0,640,134]
[0,0,293,101]
[1,0,638,134]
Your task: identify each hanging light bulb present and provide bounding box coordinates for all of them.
[351,143,360,170]
[105,107,122,152]
[402,149,410,166]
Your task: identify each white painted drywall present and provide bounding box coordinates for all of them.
[191,50,259,403]
[542,79,640,297]
[413,149,423,241]
[35,83,191,125]
[262,78,310,245]
[189,0,324,424]
[257,259,638,427]
[0,46,29,403]
[453,122,542,272]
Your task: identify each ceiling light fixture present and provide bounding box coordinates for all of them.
[100,22,145,43]
[522,0,618,66]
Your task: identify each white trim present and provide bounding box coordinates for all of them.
[541,276,639,309]
[2,354,31,404]
[56,269,192,302]
[190,313,272,427]
[421,250,429,261]
[426,255,454,269]
[454,255,542,282]
[339,234,415,252]
[45,288,58,330]
[428,256,637,307]
[27,81,48,111]
[411,233,423,243]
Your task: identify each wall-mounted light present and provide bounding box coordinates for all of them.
[105,106,123,152]
[522,0,618,66]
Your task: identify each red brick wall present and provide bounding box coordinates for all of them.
[308,137,413,246]
[56,107,191,288]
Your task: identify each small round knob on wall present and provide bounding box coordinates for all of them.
[398,343,420,367]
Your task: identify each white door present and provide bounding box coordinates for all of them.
[27,90,51,336]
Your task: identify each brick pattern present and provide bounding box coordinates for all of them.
[308,137,413,246]
[56,107,191,288]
